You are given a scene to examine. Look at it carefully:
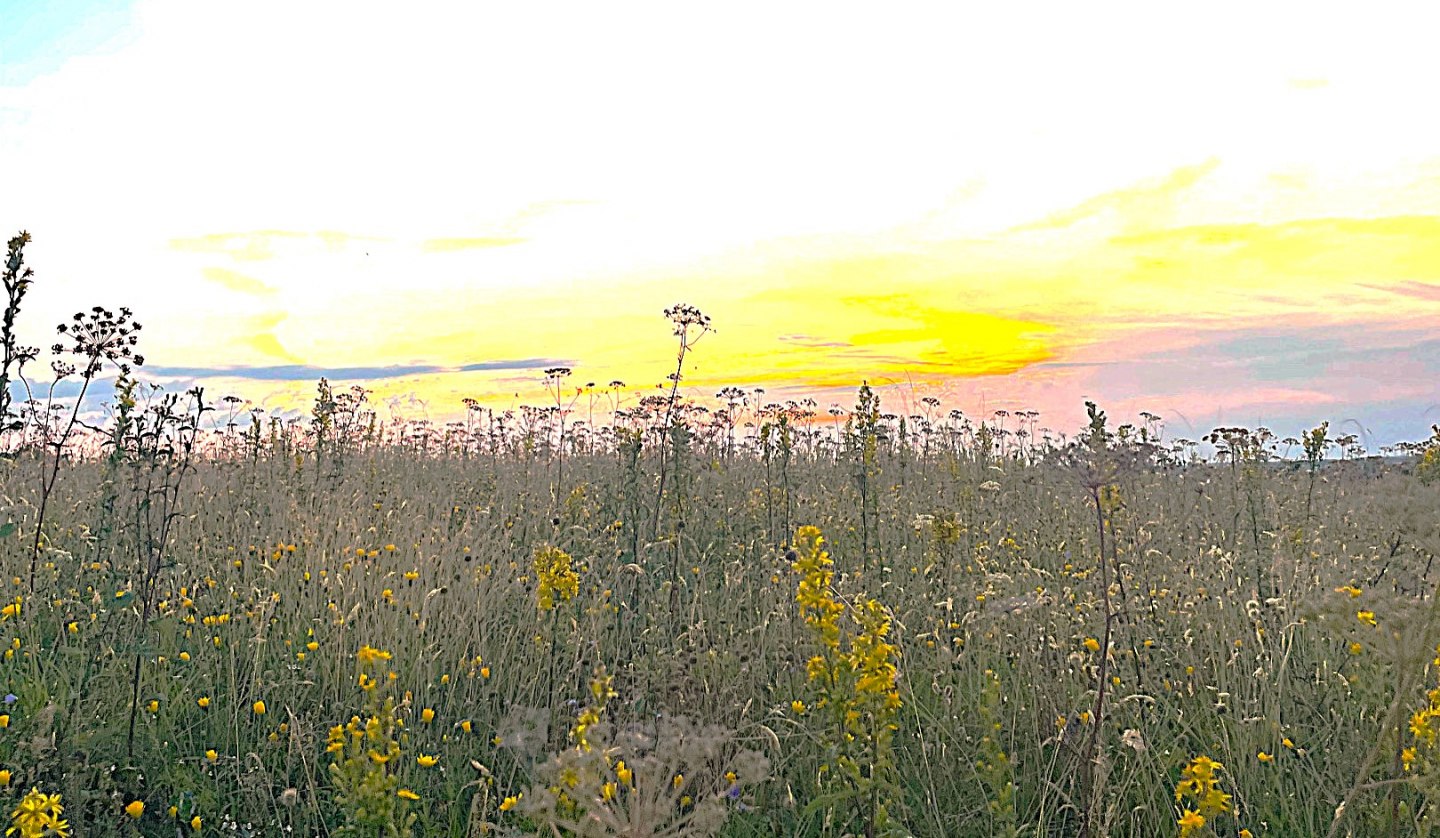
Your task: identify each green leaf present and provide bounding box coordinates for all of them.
[0,522,15,539]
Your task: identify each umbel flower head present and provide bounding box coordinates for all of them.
[52,305,143,379]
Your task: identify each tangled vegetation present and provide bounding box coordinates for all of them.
[0,230,1439,836]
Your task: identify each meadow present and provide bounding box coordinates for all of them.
[2,235,1440,837]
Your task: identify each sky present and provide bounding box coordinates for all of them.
[1,2,1438,447]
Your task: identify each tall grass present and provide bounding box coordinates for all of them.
[0,244,1438,835]
[0,387,1434,836]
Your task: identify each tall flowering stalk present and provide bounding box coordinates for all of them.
[534,543,580,741]
[534,544,580,611]
[327,645,417,837]
[791,526,904,838]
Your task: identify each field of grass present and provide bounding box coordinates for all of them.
[0,383,1437,837]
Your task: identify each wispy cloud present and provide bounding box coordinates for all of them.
[1005,159,1221,235]
[170,230,308,261]
[145,358,571,382]
[201,266,277,296]
[171,230,382,261]
[421,237,525,253]
[1359,280,1440,302]
[778,334,851,348]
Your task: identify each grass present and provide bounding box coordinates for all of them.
[2,235,1439,835]
[0,399,1435,837]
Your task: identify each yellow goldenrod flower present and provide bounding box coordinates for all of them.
[533,545,579,610]
[125,801,144,819]
[416,754,438,767]
[1257,751,1273,763]
[499,794,521,812]
[0,770,9,787]
[197,696,210,708]
[397,789,419,801]
[1177,810,1205,836]
[420,708,435,724]
[1083,637,1100,652]
[252,700,266,715]
[191,815,202,831]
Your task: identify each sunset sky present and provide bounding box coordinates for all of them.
[2,2,1438,446]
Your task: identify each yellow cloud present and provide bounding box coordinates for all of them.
[420,237,526,252]
[1006,159,1221,236]
[1098,215,1440,320]
[173,230,382,261]
[201,266,277,296]
[171,230,307,261]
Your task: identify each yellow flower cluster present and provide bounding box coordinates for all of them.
[8,788,69,838]
[1405,645,1440,772]
[848,599,901,716]
[357,644,392,668]
[791,525,904,833]
[572,670,616,753]
[533,545,579,611]
[327,643,417,836]
[1174,755,1231,837]
[793,526,843,654]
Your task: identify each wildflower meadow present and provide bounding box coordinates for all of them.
[1,230,1440,837]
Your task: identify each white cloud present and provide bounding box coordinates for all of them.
[1,1,1438,369]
